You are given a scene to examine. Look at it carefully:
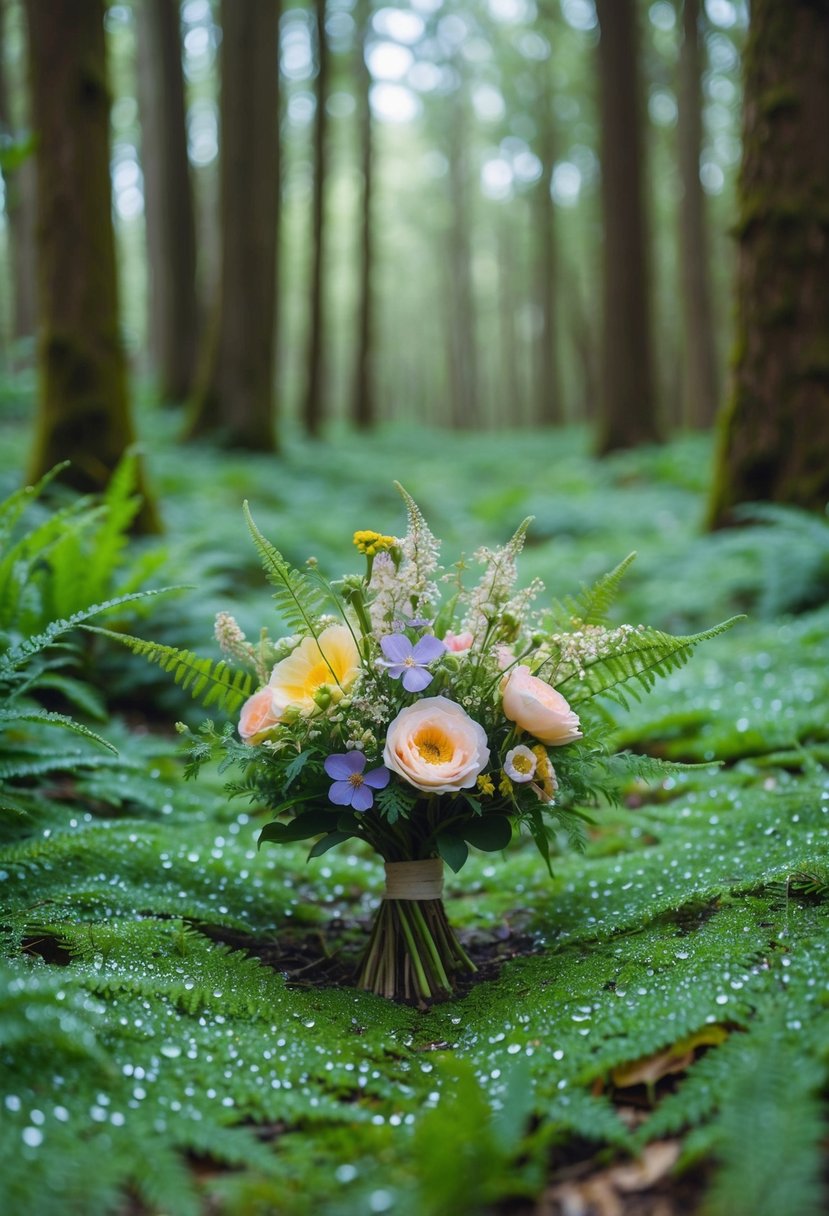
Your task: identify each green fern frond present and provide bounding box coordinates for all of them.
[0,708,117,753]
[550,552,637,628]
[556,616,743,707]
[242,502,327,637]
[0,587,179,673]
[0,462,69,544]
[84,627,254,713]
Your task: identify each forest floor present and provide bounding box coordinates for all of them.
[1,403,828,1215]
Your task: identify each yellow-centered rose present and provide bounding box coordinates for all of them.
[268,625,361,713]
[502,665,582,746]
[383,696,490,794]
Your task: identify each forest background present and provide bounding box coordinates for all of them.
[1,1,829,1214]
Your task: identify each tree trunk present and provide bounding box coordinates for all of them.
[447,82,478,430]
[0,0,36,342]
[303,0,329,438]
[534,56,561,426]
[187,0,280,450]
[351,0,375,430]
[24,0,158,530]
[677,0,719,429]
[708,0,829,525]
[594,0,660,454]
[136,0,199,404]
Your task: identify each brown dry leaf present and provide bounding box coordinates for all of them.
[611,1024,728,1089]
[540,1140,681,1216]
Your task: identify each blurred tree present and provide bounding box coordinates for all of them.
[187,0,280,450]
[351,0,375,430]
[709,0,829,524]
[0,0,36,342]
[303,0,329,438]
[136,0,199,404]
[677,0,718,429]
[595,0,660,453]
[446,68,478,429]
[533,18,561,426]
[24,0,158,529]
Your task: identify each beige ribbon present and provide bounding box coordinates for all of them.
[383,859,444,901]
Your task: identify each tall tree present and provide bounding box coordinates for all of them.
[351,0,375,430]
[136,0,199,404]
[709,0,829,524]
[677,0,719,429]
[188,0,280,450]
[446,74,478,430]
[594,0,660,453]
[303,0,329,438]
[24,0,158,528]
[0,0,36,342]
[533,35,561,426]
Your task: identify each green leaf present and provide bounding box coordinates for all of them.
[243,503,328,637]
[307,830,352,859]
[0,709,117,753]
[437,834,469,873]
[258,809,336,847]
[462,815,513,853]
[526,805,553,878]
[284,749,315,790]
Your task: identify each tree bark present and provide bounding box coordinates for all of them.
[594,0,660,453]
[24,0,158,530]
[351,0,375,430]
[303,0,329,438]
[534,55,561,426]
[187,0,280,450]
[677,0,719,429]
[136,0,199,404]
[0,0,36,342]
[708,0,829,525]
[447,80,478,430]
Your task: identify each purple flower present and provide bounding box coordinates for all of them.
[324,751,390,812]
[378,633,446,692]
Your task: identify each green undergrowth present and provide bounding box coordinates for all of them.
[1,423,828,1214]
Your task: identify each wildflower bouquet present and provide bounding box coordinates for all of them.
[104,486,736,1004]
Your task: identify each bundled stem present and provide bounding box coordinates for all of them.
[355,896,476,1005]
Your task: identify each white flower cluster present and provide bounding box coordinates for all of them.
[540,622,644,682]
[461,522,530,644]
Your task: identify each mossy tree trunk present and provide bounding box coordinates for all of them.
[303,0,329,438]
[708,0,829,525]
[351,0,375,430]
[24,0,158,530]
[594,0,660,454]
[136,0,199,405]
[187,0,280,450]
[677,0,719,430]
[0,0,37,343]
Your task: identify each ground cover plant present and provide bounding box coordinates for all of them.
[1,424,828,1215]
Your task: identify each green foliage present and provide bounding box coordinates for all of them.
[243,500,330,637]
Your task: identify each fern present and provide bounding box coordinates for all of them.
[549,551,637,628]
[243,501,327,637]
[376,782,418,825]
[85,627,254,713]
[557,617,743,707]
[0,708,117,753]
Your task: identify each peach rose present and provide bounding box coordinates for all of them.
[444,630,474,654]
[383,696,490,795]
[268,625,361,714]
[502,665,582,746]
[239,687,283,743]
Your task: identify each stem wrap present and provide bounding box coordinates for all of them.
[383,858,444,901]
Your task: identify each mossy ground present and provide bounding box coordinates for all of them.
[1,407,827,1215]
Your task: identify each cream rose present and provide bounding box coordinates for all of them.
[502,665,582,746]
[383,696,490,795]
[238,687,283,743]
[268,624,361,714]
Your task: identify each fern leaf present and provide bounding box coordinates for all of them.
[0,462,69,545]
[0,708,118,753]
[84,627,254,714]
[242,502,326,636]
[550,552,637,628]
[0,587,180,673]
[556,616,743,706]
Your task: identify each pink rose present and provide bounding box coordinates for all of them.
[444,630,474,654]
[502,665,582,746]
[239,687,283,743]
[494,644,516,670]
[383,696,490,795]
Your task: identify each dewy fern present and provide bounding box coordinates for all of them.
[111,487,740,1004]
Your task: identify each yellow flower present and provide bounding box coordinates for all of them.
[498,772,513,797]
[353,529,397,557]
[477,773,495,796]
[268,625,361,714]
[532,745,558,800]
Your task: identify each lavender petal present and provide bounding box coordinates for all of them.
[363,765,391,790]
[325,751,364,780]
[402,666,433,693]
[412,634,446,664]
[351,784,374,813]
[380,634,413,664]
[328,780,355,806]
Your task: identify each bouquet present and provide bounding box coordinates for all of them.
[105,486,736,1004]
